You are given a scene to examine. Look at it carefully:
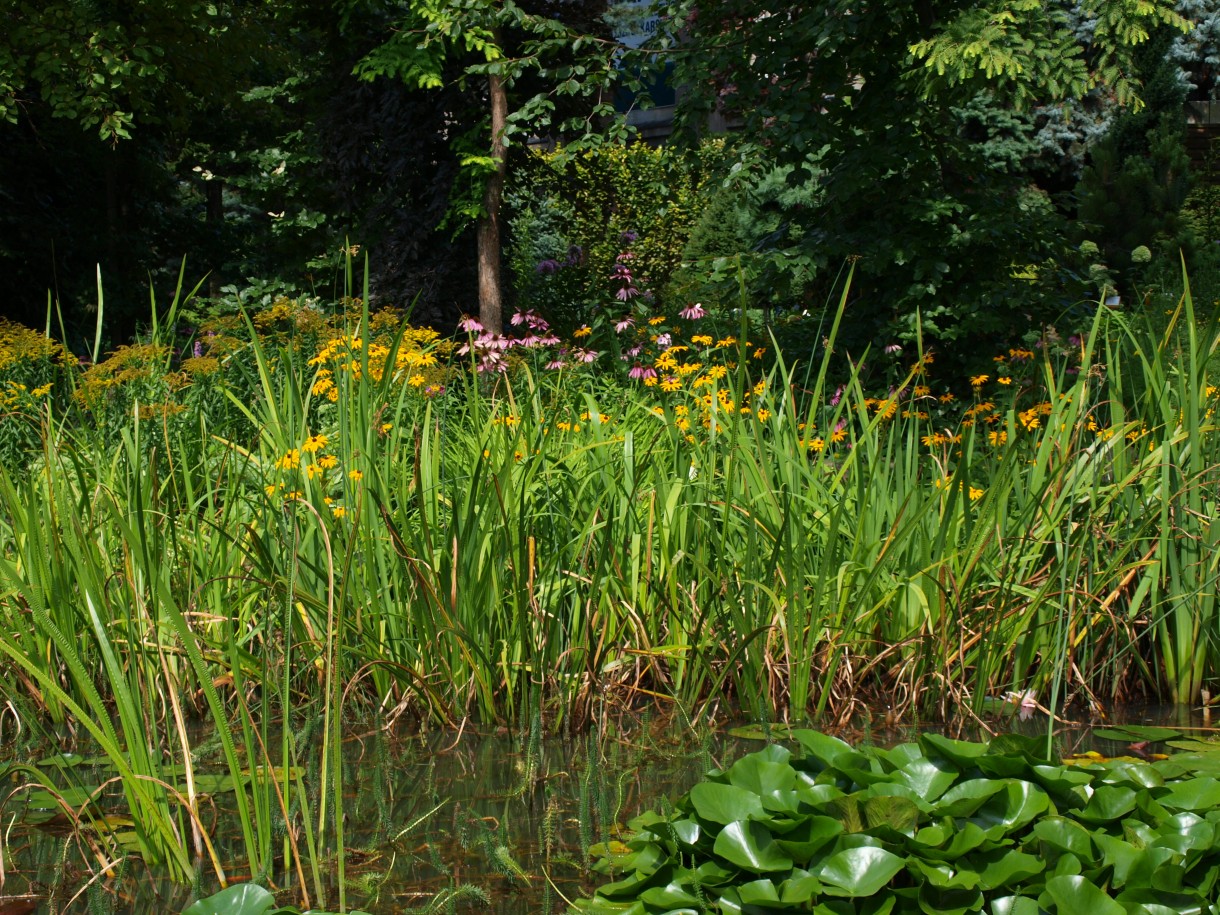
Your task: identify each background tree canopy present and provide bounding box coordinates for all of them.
[0,0,1213,358]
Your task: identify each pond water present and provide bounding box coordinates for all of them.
[1,704,1215,914]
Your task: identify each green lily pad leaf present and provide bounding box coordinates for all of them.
[921,734,987,768]
[1157,775,1220,811]
[727,755,796,796]
[1031,817,1094,860]
[973,849,1045,891]
[988,896,1041,915]
[935,779,1006,817]
[727,723,803,741]
[916,882,984,915]
[737,878,783,906]
[1092,726,1181,743]
[1093,833,1175,889]
[863,795,921,836]
[922,821,990,861]
[639,879,699,909]
[1076,785,1137,823]
[895,757,958,802]
[973,780,1050,832]
[183,884,276,915]
[1098,761,1163,790]
[907,857,980,890]
[597,863,670,899]
[713,820,793,873]
[987,734,1051,762]
[773,815,843,862]
[672,818,701,847]
[780,873,824,904]
[1041,875,1124,915]
[815,846,906,897]
[793,730,855,768]
[690,782,765,824]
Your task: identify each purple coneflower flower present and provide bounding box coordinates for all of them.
[615,316,635,333]
[458,315,483,334]
[629,364,656,380]
[679,302,706,320]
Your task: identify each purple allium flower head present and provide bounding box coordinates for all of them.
[536,259,561,274]
[620,230,638,244]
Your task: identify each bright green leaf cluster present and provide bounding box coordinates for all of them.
[577,730,1220,913]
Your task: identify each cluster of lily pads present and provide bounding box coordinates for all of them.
[574,730,1220,914]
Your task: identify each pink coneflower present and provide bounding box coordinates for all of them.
[679,302,706,320]
[884,343,902,355]
[573,348,598,363]
[830,385,844,407]
[629,364,657,380]
[615,316,635,333]
[546,358,567,370]
[458,315,484,333]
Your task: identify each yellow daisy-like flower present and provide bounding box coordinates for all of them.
[573,326,593,338]
[305,463,322,479]
[318,454,339,470]
[661,376,681,392]
[997,376,1012,385]
[970,375,989,387]
[968,486,984,502]
[757,408,771,423]
[716,336,736,346]
[348,469,363,482]
[303,434,329,453]
[264,483,280,497]
[691,334,714,346]
[808,437,826,452]
[409,374,425,387]
[332,505,347,519]
[648,316,667,326]
[276,449,300,470]
[380,422,393,434]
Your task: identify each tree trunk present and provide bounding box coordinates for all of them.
[477,69,508,334]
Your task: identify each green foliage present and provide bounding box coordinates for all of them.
[1076,23,1196,281]
[576,730,1220,914]
[644,0,1191,356]
[506,140,732,330]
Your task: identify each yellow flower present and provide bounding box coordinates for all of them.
[661,376,681,392]
[332,505,347,519]
[716,336,736,346]
[970,374,989,387]
[648,316,667,326]
[264,483,280,497]
[913,385,930,397]
[318,454,339,470]
[306,463,322,479]
[303,434,329,453]
[276,449,300,470]
[573,326,593,338]
[997,376,1012,385]
[380,422,393,434]
[808,437,825,452]
[409,374,425,387]
[988,430,1008,447]
[968,486,984,502]
[939,392,956,403]
[348,469,363,482]
[691,334,713,346]
[830,427,847,443]
[757,408,771,423]
[32,383,52,397]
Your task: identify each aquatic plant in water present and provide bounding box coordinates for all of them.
[575,730,1220,913]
